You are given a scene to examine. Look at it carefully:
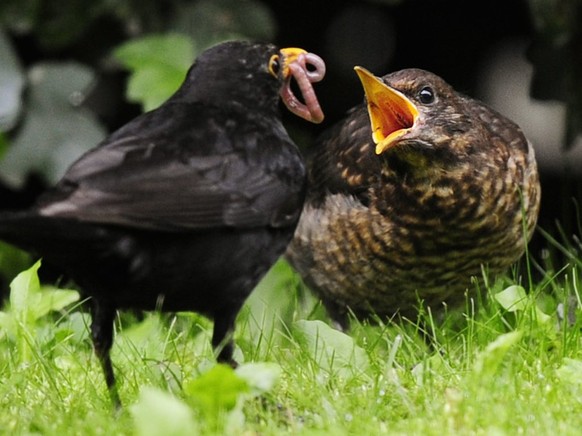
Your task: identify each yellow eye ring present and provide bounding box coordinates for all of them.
[268,54,280,77]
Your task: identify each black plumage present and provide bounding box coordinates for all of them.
[0,41,325,405]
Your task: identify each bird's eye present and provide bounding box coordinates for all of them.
[268,54,280,77]
[418,86,435,104]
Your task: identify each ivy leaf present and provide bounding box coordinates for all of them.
[495,284,552,326]
[495,285,528,312]
[241,259,310,354]
[32,285,79,321]
[9,259,42,321]
[293,319,370,377]
[9,260,79,325]
[184,364,249,414]
[113,34,195,112]
[2,260,79,362]
[473,331,523,377]
[0,260,42,342]
[130,387,198,436]
[114,314,166,364]
[0,62,106,188]
[0,26,25,132]
[556,358,582,387]
[235,362,281,396]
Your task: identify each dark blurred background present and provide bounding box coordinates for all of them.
[0,0,581,292]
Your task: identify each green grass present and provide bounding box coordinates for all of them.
[0,256,582,435]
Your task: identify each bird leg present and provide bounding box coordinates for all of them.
[90,300,121,408]
[321,299,351,332]
[211,311,237,368]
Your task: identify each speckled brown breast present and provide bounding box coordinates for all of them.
[290,145,538,319]
[286,70,540,323]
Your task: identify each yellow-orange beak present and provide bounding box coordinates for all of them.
[354,66,419,154]
[279,47,307,77]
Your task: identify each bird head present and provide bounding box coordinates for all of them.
[355,67,472,160]
[174,41,325,123]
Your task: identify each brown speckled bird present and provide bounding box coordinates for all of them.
[287,67,540,328]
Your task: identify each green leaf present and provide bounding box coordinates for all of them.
[184,364,249,415]
[114,314,166,363]
[0,311,15,340]
[8,260,79,324]
[495,285,528,312]
[113,34,195,111]
[9,259,42,319]
[235,362,281,396]
[130,387,198,436]
[55,311,91,343]
[293,319,370,377]
[0,26,25,131]
[241,259,313,354]
[473,331,523,376]
[33,286,79,320]
[556,358,582,386]
[0,62,106,188]
[495,284,552,325]
[6,260,43,362]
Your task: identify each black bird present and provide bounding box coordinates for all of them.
[287,67,540,328]
[0,40,326,405]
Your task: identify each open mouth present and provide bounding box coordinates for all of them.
[354,66,419,154]
[279,48,326,124]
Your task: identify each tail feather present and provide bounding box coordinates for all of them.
[0,211,115,255]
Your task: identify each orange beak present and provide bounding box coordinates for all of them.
[354,66,419,154]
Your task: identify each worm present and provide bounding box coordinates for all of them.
[281,53,326,124]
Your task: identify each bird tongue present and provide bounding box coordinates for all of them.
[354,67,419,154]
[281,53,326,124]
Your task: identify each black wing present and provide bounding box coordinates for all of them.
[37,102,306,231]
